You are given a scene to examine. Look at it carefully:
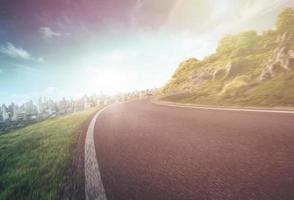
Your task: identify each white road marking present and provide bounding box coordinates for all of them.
[152,100,294,114]
[85,107,109,200]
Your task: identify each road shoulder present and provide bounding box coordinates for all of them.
[58,110,98,200]
[84,107,108,200]
[151,96,294,114]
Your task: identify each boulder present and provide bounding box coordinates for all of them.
[259,46,293,80]
[189,70,212,86]
[212,68,227,80]
[226,60,249,78]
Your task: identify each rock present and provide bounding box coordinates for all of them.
[259,33,294,80]
[277,32,292,43]
[289,49,294,58]
[288,50,294,69]
[226,60,249,78]
[212,68,227,80]
[225,61,232,74]
[189,69,212,86]
[281,32,288,42]
[276,35,281,43]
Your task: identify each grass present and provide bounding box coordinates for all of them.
[0,107,98,200]
[163,70,294,108]
[219,75,249,96]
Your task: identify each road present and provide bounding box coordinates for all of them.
[91,99,294,200]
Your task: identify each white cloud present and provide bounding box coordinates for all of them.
[0,42,30,59]
[40,27,69,39]
[0,42,44,62]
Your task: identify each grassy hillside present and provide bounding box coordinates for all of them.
[0,108,97,200]
[162,8,294,107]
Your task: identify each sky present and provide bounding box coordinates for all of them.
[0,0,293,104]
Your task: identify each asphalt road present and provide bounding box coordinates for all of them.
[93,99,294,200]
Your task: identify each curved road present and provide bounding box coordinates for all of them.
[92,99,294,200]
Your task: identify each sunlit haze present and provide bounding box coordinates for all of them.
[0,0,293,104]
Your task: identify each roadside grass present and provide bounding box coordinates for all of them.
[0,107,98,200]
[162,70,294,108]
[162,71,294,108]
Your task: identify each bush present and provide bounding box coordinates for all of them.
[276,8,294,33]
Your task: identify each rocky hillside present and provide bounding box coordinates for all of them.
[162,8,294,107]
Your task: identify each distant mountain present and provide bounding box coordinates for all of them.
[162,8,294,107]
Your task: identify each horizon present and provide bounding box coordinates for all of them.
[0,0,293,104]
[0,88,157,107]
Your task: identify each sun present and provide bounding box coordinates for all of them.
[81,67,132,95]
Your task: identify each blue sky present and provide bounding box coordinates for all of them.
[0,0,293,104]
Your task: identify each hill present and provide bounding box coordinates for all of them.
[162,8,294,107]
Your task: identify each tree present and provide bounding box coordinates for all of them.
[276,8,294,33]
[216,31,258,57]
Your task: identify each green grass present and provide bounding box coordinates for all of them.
[163,71,294,108]
[0,108,98,200]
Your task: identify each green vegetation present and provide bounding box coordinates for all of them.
[276,8,294,33]
[162,8,294,107]
[0,108,97,200]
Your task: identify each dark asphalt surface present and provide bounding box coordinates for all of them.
[94,99,294,200]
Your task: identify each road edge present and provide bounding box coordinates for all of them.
[151,97,294,114]
[59,110,98,200]
[84,107,109,200]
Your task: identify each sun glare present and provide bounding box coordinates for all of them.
[81,67,131,95]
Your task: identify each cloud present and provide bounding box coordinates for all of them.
[40,27,69,39]
[0,42,44,62]
[0,42,31,59]
[0,69,3,74]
